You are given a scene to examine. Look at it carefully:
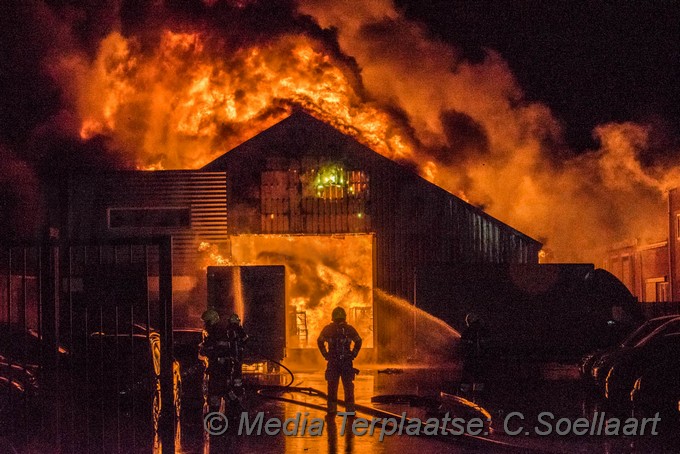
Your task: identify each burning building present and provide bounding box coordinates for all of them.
[67,110,541,360]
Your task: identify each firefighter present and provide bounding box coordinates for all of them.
[460,312,490,394]
[200,309,249,415]
[317,307,362,415]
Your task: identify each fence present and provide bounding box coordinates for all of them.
[0,236,175,453]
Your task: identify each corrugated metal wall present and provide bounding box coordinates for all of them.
[368,155,540,302]
[68,171,228,272]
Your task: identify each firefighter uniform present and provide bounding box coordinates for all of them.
[200,312,249,414]
[317,307,362,415]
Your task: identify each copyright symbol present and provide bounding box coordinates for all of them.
[204,411,229,436]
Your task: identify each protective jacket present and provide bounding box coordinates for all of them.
[200,319,249,413]
[317,320,362,363]
[201,320,249,369]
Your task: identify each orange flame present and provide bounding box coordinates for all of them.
[47,3,680,264]
[198,241,234,267]
[57,30,412,170]
[199,236,374,349]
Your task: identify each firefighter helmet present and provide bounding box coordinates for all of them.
[201,308,220,325]
[332,307,347,321]
[228,313,241,325]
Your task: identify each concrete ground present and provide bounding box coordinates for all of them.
[178,362,680,453]
[6,361,680,453]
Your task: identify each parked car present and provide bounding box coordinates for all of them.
[0,325,70,368]
[591,316,680,386]
[605,333,680,406]
[117,323,207,404]
[631,355,680,421]
[0,325,70,433]
[86,331,181,420]
[172,327,205,408]
[579,315,679,379]
[0,354,39,433]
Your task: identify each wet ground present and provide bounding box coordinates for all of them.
[4,361,680,453]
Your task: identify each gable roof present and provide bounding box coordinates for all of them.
[203,110,540,245]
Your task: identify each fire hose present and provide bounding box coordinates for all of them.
[243,348,549,453]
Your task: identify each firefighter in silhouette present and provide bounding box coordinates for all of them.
[200,308,249,415]
[317,307,362,415]
[460,312,490,394]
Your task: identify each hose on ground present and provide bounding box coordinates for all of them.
[238,347,547,452]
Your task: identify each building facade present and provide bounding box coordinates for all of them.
[603,240,669,303]
[67,111,542,359]
[601,187,680,303]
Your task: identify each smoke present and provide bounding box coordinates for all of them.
[2,0,679,259]
[301,0,680,261]
[0,1,133,239]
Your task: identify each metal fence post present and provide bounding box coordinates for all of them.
[39,239,59,370]
[158,236,175,453]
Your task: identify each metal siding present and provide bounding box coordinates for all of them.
[69,171,228,272]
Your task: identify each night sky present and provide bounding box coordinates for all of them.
[398,0,680,151]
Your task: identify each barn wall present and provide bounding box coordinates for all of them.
[669,188,680,301]
[68,171,228,273]
[202,112,540,302]
[202,112,541,359]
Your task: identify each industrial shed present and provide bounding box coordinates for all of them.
[67,111,541,360]
[203,111,541,294]
[202,111,542,359]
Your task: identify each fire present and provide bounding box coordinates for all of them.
[43,1,680,263]
[198,241,234,267]
[56,29,413,170]
[199,235,374,349]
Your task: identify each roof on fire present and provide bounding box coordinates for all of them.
[202,110,540,245]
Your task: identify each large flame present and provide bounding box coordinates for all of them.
[53,30,411,170]
[43,0,680,263]
[199,235,374,349]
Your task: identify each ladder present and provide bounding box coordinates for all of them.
[296,311,308,345]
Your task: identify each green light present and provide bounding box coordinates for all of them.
[312,163,347,196]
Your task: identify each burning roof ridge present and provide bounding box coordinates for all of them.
[202,109,541,246]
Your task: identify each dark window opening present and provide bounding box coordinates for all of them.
[108,207,191,229]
